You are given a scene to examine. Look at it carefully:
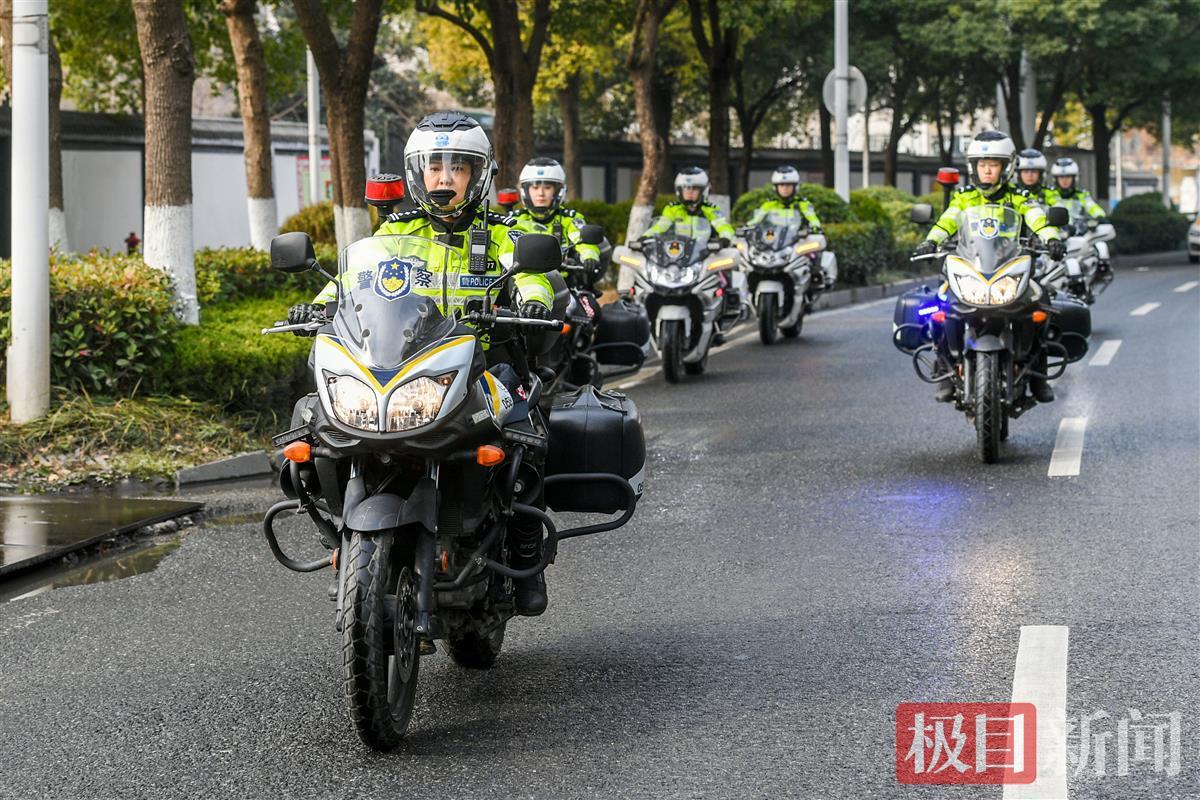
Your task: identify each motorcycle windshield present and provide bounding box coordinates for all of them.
[954,205,1023,276]
[750,209,804,251]
[646,216,712,265]
[1060,198,1089,234]
[330,235,464,369]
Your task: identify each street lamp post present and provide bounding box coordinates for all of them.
[307,50,321,207]
[8,0,50,423]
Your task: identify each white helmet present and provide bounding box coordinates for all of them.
[1050,157,1079,196]
[403,111,494,220]
[674,166,710,211]
[518,157,567,222]
[770,165,801,198]
[1016,148,1047,172]
[965,130,1016,194]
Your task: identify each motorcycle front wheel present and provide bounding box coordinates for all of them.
[758,294,778,345]
[974,351,1003,464]
[341,532,419,750]
[660,320,685,383]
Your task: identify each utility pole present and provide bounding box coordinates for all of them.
[1114,127,1124,203]
[834,0,849,201]
[8,0,50,423]
[1020,51,1036,146]
[1161,98,1172,208]
[306,50,321,206]
[862,107,870,189]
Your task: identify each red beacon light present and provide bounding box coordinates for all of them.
[365,173,405,213]
[936,167,961,187]
[496,187,520,209]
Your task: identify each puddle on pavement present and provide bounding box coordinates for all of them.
[0,495,200,576]
[0,534,182,602]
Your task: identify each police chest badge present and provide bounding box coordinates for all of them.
[764,229,777,242]
[977,217,1000,240]
[374,256,424,301]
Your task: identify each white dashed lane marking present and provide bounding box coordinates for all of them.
[1129,302,1160,316]
[1173,281,1198,293]
[1087,340,1121,367]
[1048,417,1088,477]
[1004,626,1070,799]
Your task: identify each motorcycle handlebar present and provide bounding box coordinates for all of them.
[467,311,564,330]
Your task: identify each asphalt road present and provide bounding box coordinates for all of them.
[1,256,1196,799]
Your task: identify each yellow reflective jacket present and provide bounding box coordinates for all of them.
[925,184,1060,245]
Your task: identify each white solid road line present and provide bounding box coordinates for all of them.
[1136,266,1150,272]
[1087,339,1122,367]
[1048,417,1088,477]
[1004,626,1070,800]
[1173,281,1198,293]
[1129,302,1161,316]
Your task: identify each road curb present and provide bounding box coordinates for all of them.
[812,274,939,312]
[175,451,273,490]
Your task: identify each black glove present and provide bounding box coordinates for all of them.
[1046,239,1066,260]
[913,240,938,257]
[718,237,731,249]
[520,302,550,321]
[287,303,320,336]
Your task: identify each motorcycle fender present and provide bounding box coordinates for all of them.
[965,333,1007,353]
[657,304,691,339]
[1094,240,1110,261]
[1065,257,1083,277]
[755,280,785,300]
[344,477,438,533]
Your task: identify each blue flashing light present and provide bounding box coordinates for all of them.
[917,304,940,316]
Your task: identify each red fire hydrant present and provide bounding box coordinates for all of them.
[125,231,140,255]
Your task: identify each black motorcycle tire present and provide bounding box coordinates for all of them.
[683,348,707,375]
[341,532,419,750]
[758,294,779,345]
[661,320,685,383]
[780,307,804,338]
[974,352,1003,464]
[448,623,507,669]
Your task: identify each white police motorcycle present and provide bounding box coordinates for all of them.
[737,208,830,344]
[614,216,745,383]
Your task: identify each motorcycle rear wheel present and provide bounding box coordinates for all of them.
[660,320,685,384]
[758,295,778,345]
[341,533,419,750]
[974,352,1003,464]
[448,622,507,669]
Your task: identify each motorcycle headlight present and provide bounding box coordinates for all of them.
[990,275,1022,304]
[326,374,379,431]
[949,270,990,305]
[651,266,694,286]
[386,372,456,432]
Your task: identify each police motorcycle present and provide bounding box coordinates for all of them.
[259,230,645,750]
[1057,199,1116,304]
[516,221,648,396]
[613,216,744,383]
[736,208,827,344]
[894,204,1090,463]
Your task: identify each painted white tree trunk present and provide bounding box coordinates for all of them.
[144,203,198,324]
[625,203,654,242]
[337,205,371,250]
[247,196,277,252]
[48,206,69,253]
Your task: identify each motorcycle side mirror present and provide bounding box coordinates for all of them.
[515,232,563,273]
[910,204,934,224]
[270,232,318,274]
[1046,206,1070,227]
[628,238,644,252]
[578,224,604,246]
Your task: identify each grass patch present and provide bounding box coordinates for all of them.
[0,391,271,492]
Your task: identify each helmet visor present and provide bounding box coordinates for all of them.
[405,150,488,215]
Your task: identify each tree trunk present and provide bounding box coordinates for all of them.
[625,0,676,241]
[222,0,276,251]
[884,109,903,187]
[650,66,674,196]
[706,67,732,195]
[133,0,198,324]
[558,73,582,201]
[819,103,834,188]
[739,123,757,197]
[1033,64,1072,150]
[291,0,384,250]
[1000,59,1025,150]
[1088,103,1112,204]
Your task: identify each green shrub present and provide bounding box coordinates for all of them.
[0,252,179,393]
[848,190,892,230]
[824,222,894,286]
[280,202,378,244]
[855,185,917,205]
[1111,193,1189,253]
[160,291,313,416]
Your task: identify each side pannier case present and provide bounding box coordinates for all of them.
[545,386,645,514]
[893,285,937,352]
[593,298,651,366]
[1048,294,1091,362]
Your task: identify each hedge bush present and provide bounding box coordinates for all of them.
[159,291,313,415]
[280,202,379,244]
[848,190,892,231]
[195,246,333,305]
[1111,193,1189,254]
[567,194,675,245]
[0,252,179,393]
[824,222,895,286]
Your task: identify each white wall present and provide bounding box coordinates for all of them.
[580,165,605,201]
[192,150,252,249]
[62,149,143,253]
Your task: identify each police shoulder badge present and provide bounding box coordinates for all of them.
[374,256,423,301]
